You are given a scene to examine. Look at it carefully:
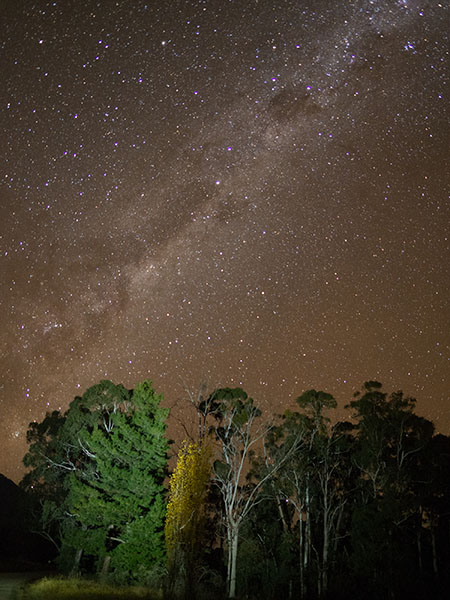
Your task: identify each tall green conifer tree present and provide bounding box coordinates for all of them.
[65,379,170,583]
[23,379,170,582]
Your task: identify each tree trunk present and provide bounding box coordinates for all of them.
[228,523,239,598]
[226,524,232,595]
[322,513,328,597]
[299,513,304,599]
[333,502,344,557]
[304,482,311,598]
[275,491,289,533]
[417,524,422,573]
[70,547,83,575]
[322,486,329,598]
[431,523,438,578]
[100,555,111,580]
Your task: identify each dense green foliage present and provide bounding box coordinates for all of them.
[22,379,450,599]
[237,383,450,600]
[22,379,169,584]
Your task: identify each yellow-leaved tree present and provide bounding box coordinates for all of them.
[165,440,212,599]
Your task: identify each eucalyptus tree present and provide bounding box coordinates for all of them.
[21,410,67,551]
[21,392,109,570]
[209,387,301,599]
[348,381,434,597]
[258,389,354,599]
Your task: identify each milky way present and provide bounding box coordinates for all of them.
[1,0,449,482]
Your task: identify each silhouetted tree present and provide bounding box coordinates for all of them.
[348,381,435,598]
[21,410,67,552]
[257,390,355,599]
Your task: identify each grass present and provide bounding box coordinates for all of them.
[16,576,162,600]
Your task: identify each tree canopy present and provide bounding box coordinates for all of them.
[21,379,450,599]
[22,379,169,583]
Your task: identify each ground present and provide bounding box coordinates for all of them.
[0,572,49,600]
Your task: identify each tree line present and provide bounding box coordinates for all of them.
[21,379,450,599]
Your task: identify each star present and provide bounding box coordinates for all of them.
[0,0,448,483]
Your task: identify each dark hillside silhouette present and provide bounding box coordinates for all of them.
[0,473,54,571]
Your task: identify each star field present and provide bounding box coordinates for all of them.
[1,0,449,482]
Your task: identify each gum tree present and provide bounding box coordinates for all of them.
[210,388,301,599]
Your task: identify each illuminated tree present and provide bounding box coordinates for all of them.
[67,379,170,582]
[165,440,212,598]
[22,379,169,582]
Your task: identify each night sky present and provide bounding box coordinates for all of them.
[1,0,449,483]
